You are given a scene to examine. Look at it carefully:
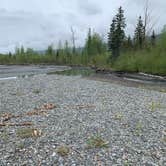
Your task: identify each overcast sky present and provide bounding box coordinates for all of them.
[0,0,165,53]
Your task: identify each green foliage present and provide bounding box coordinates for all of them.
[87,135,109,148]
[46,45,54,56]
[57,145,70,157]
[16,128,42,139]
[135,121,143,136]
[113,49,166,75]
[113,29,166,75]
[85,29,107,57]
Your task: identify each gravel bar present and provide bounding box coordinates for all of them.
[0,74,166,165]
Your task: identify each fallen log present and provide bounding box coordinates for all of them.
[0,122,33,127]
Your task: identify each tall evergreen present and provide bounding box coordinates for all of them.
[108,18,116,52]
[86,28,92,56]
[134,16,144,49]
[108,6,126,60]
[46,45,54,56]
[20,46,25,55]
[64,40,71,63]
[151,30,156,46]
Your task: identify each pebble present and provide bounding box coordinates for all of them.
[0,74,165,165]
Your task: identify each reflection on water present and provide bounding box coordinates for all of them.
[0,77,17,81]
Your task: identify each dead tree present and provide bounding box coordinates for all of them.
[71,27,76,54]
[143,0,158,37]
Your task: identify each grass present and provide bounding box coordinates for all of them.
[159,89,166,93]
[149,101,161,112]
[13,91,24,96]
[32,89,41,94]
[56,145,70,157]
[16,128,42,139]
[135,122,143,136]
[0,129,10,141]
[124,160,131,166]
[87,135,109,148]
[114,112,123,120]
[163,136,166,143]
[16,142,25,150]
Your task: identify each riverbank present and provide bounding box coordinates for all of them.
[0,65,166,92]
[0,74,166,165]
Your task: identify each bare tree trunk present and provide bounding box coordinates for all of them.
[71,27,76,54]
[143,0,158,37]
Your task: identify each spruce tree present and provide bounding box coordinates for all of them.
[20,46,25,55]
[64,40,71,63]
[86,28,92,56]
[134,16,144,49]
[108,6,126,60]
[108,18,116,52]
[115,6,126,47]
[46,45,54,56]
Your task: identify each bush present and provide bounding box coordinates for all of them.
[113,30,166,75]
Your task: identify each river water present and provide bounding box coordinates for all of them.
[0,65,166,91]
[0,65,70,80]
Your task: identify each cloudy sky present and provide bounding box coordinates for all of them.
[0,0,165,53]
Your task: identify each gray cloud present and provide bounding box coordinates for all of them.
[78,1,102,15]
[0,0,165,53]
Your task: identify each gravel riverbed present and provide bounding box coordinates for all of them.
[0,74,166,165]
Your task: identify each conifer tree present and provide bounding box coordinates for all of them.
[46,45,54,56]
[64,40,71,63]
[108,6,126,60]
[20,46,25,55]
[134,16,145,49]
[86,28,92,56]
[108,18,116,53]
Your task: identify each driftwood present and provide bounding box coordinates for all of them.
[40,103,56,110]
[0,103,56,123]
[0,122,33,127]
[27,103,56,116]
[75,105,96,109]
[63,104,96,110]
[26,110,48,116]
[0,113,21,122]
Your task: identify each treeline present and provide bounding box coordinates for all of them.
[0,28,108,67]
[106,5,166,75]
[0,5,166,75]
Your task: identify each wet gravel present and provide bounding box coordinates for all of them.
[0,74,166,165]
